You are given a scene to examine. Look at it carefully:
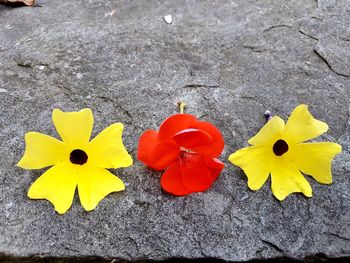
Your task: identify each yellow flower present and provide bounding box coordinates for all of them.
[17,108,133,214]
[229,104,342,201]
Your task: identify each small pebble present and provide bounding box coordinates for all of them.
[76,73,83,80]
[163,14,173,24]
[0,88,8,93]
[104,10,117,17]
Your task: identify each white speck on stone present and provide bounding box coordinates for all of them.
[0,88,8,93]
[5,202,13,209]
[76,73,83,80]
[5,202,13,218]
[104,10,117,17]
[86,95,91,99]
[38,65,45,70]
[163,14,173,24]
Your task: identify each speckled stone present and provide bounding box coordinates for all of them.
[0,0,349,261]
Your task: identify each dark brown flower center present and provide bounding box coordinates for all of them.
[273,139,289,156]
[70,149,88,165]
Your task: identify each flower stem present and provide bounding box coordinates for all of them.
[178,101,186,114]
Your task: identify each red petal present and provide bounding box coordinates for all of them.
[151,139,180,170]
[158,114,197,139]
[172,128,213,149]
[190,121,224,157]
[203,157,224,180]
[138,130,180,170]
[160,161,192,196]
[137,130,158,165]
[180,155,215,192]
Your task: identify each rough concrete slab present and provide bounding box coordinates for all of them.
[0,0,349,261]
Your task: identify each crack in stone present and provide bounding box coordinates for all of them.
[96,96,133,119]
[183,84,219,89]
[261,239,284,254]
[16,60,51,70]
[17,62,33,68]
[242,44,268,53]
[314,49,350,78]
[263,24,292,33]
[298,27,319,41]
[55,83,75,101]
[326,232,350,241]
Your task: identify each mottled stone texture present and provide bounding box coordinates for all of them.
[0,0,349,262]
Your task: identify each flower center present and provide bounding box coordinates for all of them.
[273,139,289,156]
[180,147,194,153]
[70,149,88,165]
[179,147,195,160]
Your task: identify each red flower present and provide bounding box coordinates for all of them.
[138,114,224,196]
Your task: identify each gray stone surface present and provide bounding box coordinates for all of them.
[0,0,349,261]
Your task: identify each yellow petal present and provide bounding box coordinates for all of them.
[52,108,93,147]
[229,146,275,190]
[28,162,78,214]
[248,116,285,146]
[271,157,312,201]
[17,132,68,169]
[77,166,125,211]
[86,123,133,169]
[284,104,328,144]
[291,142,342,184]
